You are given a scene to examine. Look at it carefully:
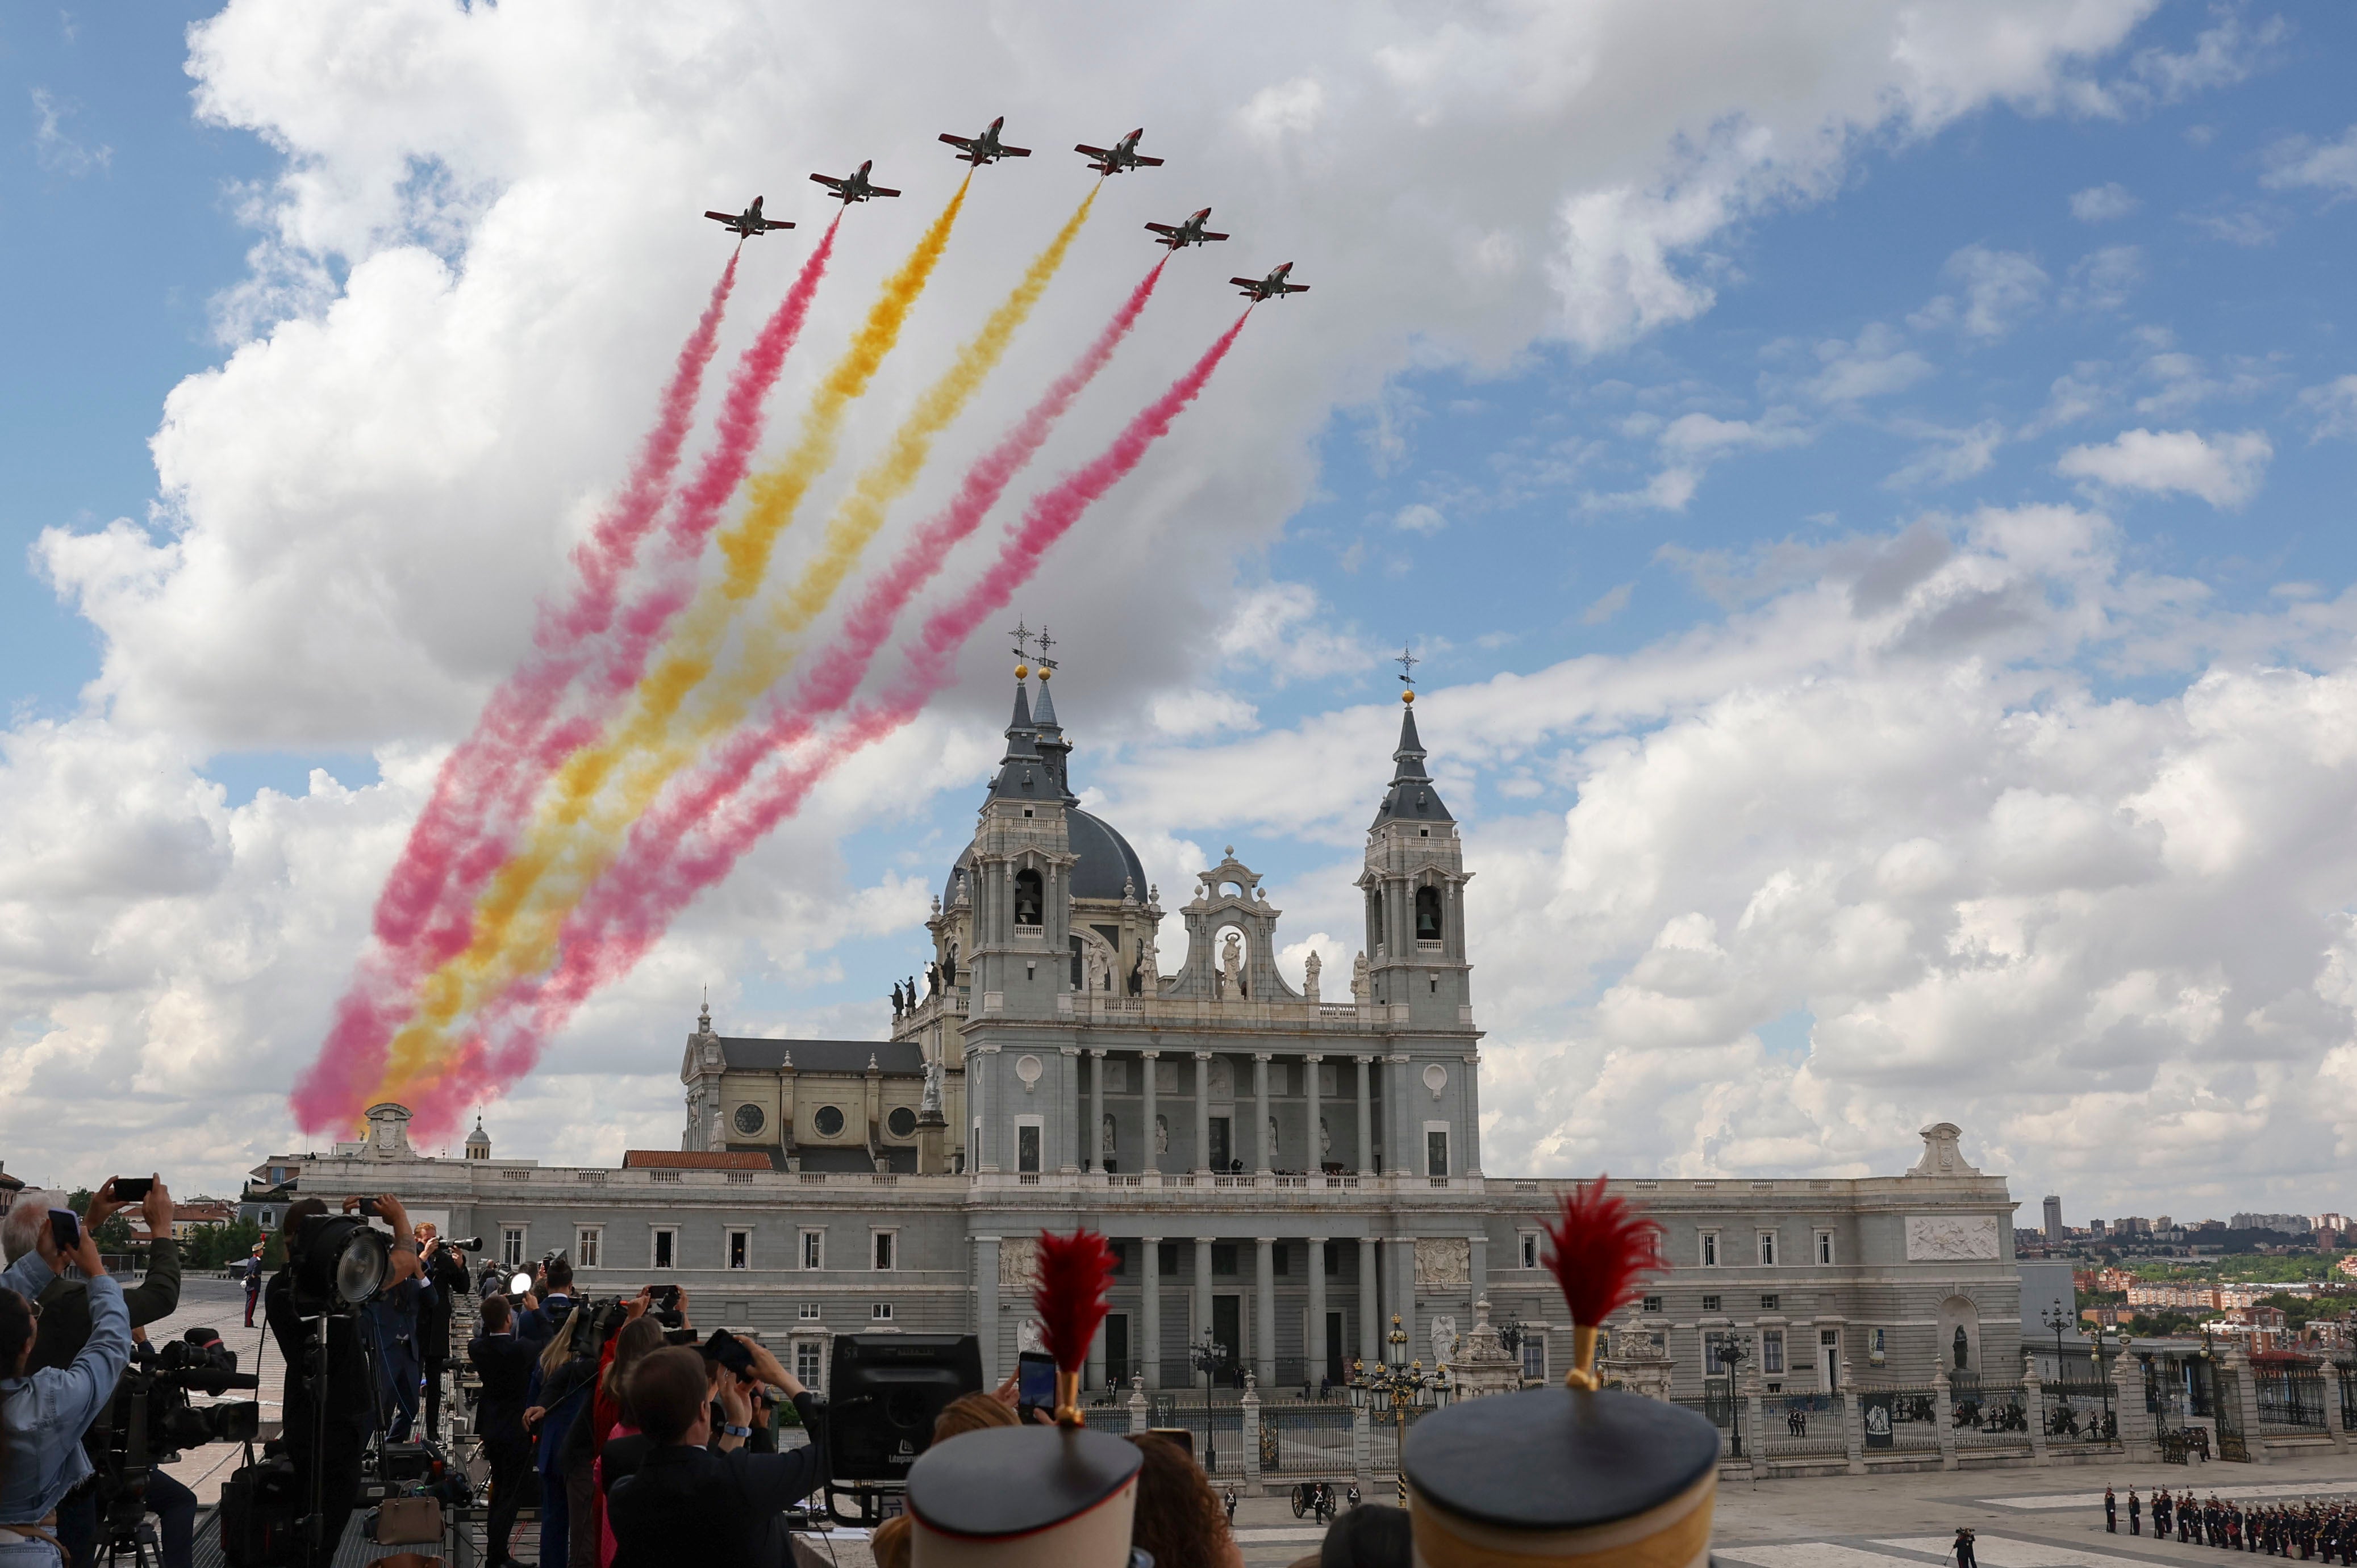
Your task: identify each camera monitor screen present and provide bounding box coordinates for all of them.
[826,1333,983,1482]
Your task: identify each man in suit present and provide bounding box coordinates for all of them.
[607,1346,823,1568]
[518,1255,574,1350]
[470,1294,539,1568]
[414,1226,472,1442]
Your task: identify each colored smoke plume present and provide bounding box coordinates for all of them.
[390,309,1246,1130]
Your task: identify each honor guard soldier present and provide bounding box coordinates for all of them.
[1401,1179,1722,1567]
[904,1228,1144,1567]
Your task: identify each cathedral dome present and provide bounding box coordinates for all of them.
[943,806,1146,909]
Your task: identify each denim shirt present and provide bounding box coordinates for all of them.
[0,1255,131,1525]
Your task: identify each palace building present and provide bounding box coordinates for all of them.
[284,667,2026,1407]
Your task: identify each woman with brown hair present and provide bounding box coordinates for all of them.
[1127,1432,1244,1568]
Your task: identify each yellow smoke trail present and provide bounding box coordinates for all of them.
[369,183,1098,1106]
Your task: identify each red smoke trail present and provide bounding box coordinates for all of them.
[402,309,1249,1128]
[298,226,841,1129]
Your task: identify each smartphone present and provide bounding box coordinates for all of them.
[48,1209,80,1252]
[662,1327,699,1347]
[703,1329,757,1379]
[650,1285,681,1311]
[1017,1350,1057,1419]
[110,1177,155,1203]
[357,1197,383,1219]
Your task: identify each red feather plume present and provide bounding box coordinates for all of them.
[1542,1177,1663,1328]
[1033,1227,1116,1376]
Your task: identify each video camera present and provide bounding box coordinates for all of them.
[91,1328,263,1553]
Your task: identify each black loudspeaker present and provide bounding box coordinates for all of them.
[219,1453,301,1566]
[825,1333,983,1482]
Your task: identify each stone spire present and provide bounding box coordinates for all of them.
[986,677,1044,800]
[1371,692,1453,827]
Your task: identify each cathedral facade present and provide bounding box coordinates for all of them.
[287,674,2026,1407]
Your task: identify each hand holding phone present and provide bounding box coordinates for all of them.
[703,1328,757,1380]
[109,1177,154,1203]
[49,1209,81,1253]
[1016,1350,1057,1420]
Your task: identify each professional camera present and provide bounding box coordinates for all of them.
[91,1328,264,1554]
[436,1235,484,1252]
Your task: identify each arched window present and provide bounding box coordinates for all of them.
[1415,885,1443,941]
[1069,934,1084,988]
[1013,868,1044,926]
[1369,889,1385,953]
[1952,1325,1970,1370]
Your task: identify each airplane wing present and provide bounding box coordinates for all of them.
[1144,222,1178,235]
[938,133,975,149]
[762,219,796,231]
[704,212,737,223]
[1228,278,1258,288]
[870,186,902,198]
[1202,231,1230,242]
[810,173,846,189]
[1075,144,1109,158]
[1284,283,1309,293]
[1133,154,1166,167]
[1001,145,1032,157]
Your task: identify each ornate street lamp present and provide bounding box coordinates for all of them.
[1713,1338,1747,1458]
[1189,1328,1228,1472]
[1348,1314,1451,1506]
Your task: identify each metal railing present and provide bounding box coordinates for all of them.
[1259,1406,1355,1474]
[2042,1382,2121,1446]
[1856,1387,1943,1455]
[1951,1390,2031,1449]
[1760,1393,1846,1458]
[2253,1366,2328,1430]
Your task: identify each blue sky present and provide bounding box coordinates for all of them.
[7,2,2357,1211]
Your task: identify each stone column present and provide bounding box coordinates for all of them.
[1841,1360,1864,1475]
[1129,1375,1149,1437]
[1393,1235,1416,1372]
[972,1046,993,1172]
[1196,1237,1217,1365]
[1141,1235,1163,1391]
[1255,1239,1278,1389]
[2113,1355,2158,1464]
[1241,1373,1265,1495]
[1934,1365,1958,1471]
[2322,1357,2349,1453]
[1194,1052,1215,1175]
[1308,1237,1329,1391]
[1253,1053,1273,1175]
[2223,1347,2271,1466]
[1355,1056,1375,1177]
[1744,1363,1768,1481]
[2023,1366,2051,1465]
[1469,1233,1488,1311]
[1352,1401,1372,1491]
[1059,1044,1081,1173]
[1141,1050,1160,1175]
[1089,1048,1107,1174]
[1305,1054,1325,1177]
[1358,1237,1380,1368]
[1462,1051,1483,1177]
[975,1236,1001,1385]
[1386,1054,1412,1176]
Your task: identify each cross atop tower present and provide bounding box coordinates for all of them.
[1396,643,1419,690]
[1034,624,1058,674]
[1009,620,1033,662]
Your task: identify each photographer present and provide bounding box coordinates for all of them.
[264,1194,423,1568]
[412,1227,470,1444]
[606,1344,821,1568]
[517,1255,574,1351]
[467,1297,534,1568]
[2,1178,182,1568]
[0,1207,132,1563]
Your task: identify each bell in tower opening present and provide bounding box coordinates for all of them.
[1416,884,1443,940]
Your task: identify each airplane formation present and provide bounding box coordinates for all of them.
[703,119,1307,296]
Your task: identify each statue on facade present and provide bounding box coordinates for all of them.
[906,976,917,1010]
[1154,1115,1169,1154]
[1221,930,1244,999]
[925,960,941,997]
[1351,951,1370,1001]
[891,981,906,1019]
[1083,936,1109,994]
[921,1055,943,1114]
[1303,948,1321,1003]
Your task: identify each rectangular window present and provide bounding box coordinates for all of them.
[652,1228,676,1270]
[1815,1229,1834,1265]
[727,1228,751,1270]
[1757,1231,1776,1266]
[1703,1328,1735,1374]
[1107,1242,1127,1276]
[801,1230,824,1270]
[1701,1295,1721,1314]
[799,1303,821,1321]
[1520,1334,1546,1382]
[872,1302,894,1321]
[795,1342,822,1389]
[1700,1231,1720,1268]
[1211,1244,1238,1276]
[874,1231,895,1272]
[1762,1329,1786,1375]
[1759,1294,1779,1311]
[501,1227,527,1268]
[1520,1233,1540,1270]
[574,1227,602,1269]
[1017,1123,1041,1173]
[1642,1295,1663,1314]
[1425,1129,1449,1177]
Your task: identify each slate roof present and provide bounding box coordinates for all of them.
[621,1149,771,1170]
[714,1037,926,1075]
[1371,704,1454,828]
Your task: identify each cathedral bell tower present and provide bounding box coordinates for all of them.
[964,636,1078,1023]
[1358,655,1473,1028]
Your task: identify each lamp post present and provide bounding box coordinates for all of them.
[1713,1337,1747,1458]
[2041,1297,2073,1379]
[1348,1313,1451,1506]
[1190,1327,1228,1472]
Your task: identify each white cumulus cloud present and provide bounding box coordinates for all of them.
[2055,428,2273,508]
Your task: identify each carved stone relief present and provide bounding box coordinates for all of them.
[1414,1237,1471,1287]
[999,1236,1039,1290]
[1904,1215,2000,1260]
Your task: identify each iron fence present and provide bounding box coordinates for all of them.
[2043,1381,2122,1446]
[1259,1406,1356,1474]
[2252,1365,2328,1431]
[2341,1365,2357,1431]
[1855,1386,1943,1455]
[1760,1393,1845,1458]
[1951,1389,2032,1449]
[1363,1403,1430,1474]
